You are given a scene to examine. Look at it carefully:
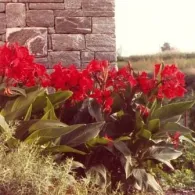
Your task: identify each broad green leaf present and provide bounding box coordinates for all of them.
[179,135,195,147]
[114,141,132,178]
[41,97,58,120]
[132,169,163,193]
[137,129,151,140]
[60,122,105,147]
[48,90,73,107]
[32,90,72,114]
[0,114,9,132]
[24,104,32,121]
[9,87,26,97]
[151,101,195,121]
[153,122,192,139]
[87,165,107,188]
[144,146,182,170]
[25,124,85,144]
[148,119,160,133]
[136,112,144,130]
[87,137,109,147]
[1,88,45,121]
[148,99,157,117]
[43,145,86,155]
[29,120,68,133]
[15,120,69,141]
[88,98,104,121]
[132,168,163,194]
[115,136,131,142]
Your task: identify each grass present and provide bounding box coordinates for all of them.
[118,52,195,73]
[0,130,124,195]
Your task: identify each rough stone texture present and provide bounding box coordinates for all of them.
[55,17,91,34]
[3,0,115,67]
[35,57,49,68]
[0,13,6,34]
[52,34,85,51]
[27,10,54,27]
[81,51,94,62]
[6,28,47,57]
[29,3,64,10]
[82,0,114,17]
[86,34,115,51]
[49,51,80,67]
[0,3,5,12]
[6,3,26,27]
[64,0,81,9]
[92,17,115,34]
[95,52,116,62]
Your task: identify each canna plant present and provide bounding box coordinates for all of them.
[0,43,194,194]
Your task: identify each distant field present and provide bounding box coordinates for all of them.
[117,52,195,73]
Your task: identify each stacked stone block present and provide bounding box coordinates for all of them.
[0,0,116,69]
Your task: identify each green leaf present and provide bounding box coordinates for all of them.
[1,88,45,121]
[144,146,182,170]
[87,165,107,188]
[15,120,68,141]
[153,122,192,139]
[60,122,105,147]
[25,123,85,144]
[132,168,163,194]
[24,104,32,121]
[136,112,145,130]
[48,90,73,107]
[32,90,72,114]
[29,120,68,133]
[87,137,109,147]
[179,135,195,147]
[114,141,132,178]
[88,98,104,121]
[137,129,151,140]
[43,145,86,155]
[9,87,26,97]
[0,114,9,132]
[148,119,160,133]
[41,97,58,120]
[151,101,195,121]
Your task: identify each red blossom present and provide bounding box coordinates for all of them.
[157,64,186,99]
[0,43,50,88]
[137,72,156,94]
[90,89,113,113]
[168,131,181,149]
[104,134,113,146]
[50,63,93,103]
[137,104,150,117]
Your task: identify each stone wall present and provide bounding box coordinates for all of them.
[0,0,116,69]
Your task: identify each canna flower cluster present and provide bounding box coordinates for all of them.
[0,43,186,113]
[0,43,50,88]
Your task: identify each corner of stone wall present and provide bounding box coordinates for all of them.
[1,0,116,69]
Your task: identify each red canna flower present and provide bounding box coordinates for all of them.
[168,131,181,149]
[137,104,150,117]
[157,64,186,99]
[137,72,156,94]
[104,134,113,146]
[0,43,50,88]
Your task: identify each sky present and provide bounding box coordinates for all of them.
[115,0,195,56]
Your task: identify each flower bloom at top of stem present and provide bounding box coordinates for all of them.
[168,131,181,149]
[0,43,50,87]
[50,64,93,103]
[156,64,186,99]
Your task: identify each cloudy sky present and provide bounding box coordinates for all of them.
[116,0,195,56]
